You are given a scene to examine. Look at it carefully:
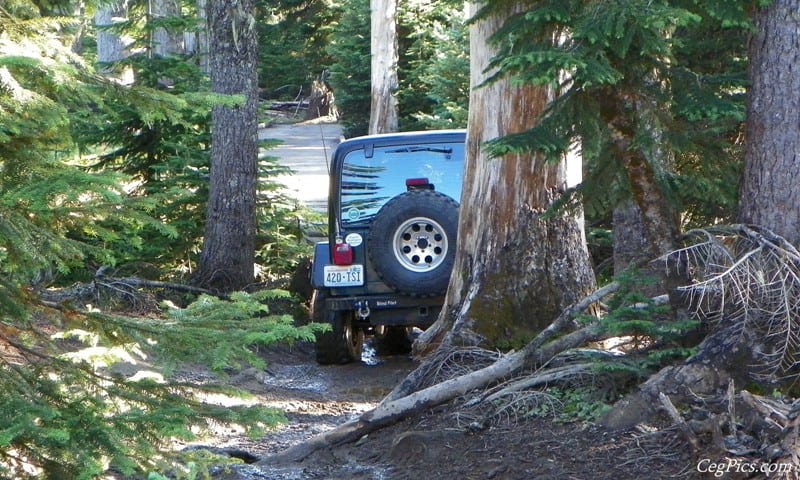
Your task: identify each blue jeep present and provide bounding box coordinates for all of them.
[310,130,466,363]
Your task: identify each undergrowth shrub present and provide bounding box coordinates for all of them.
[0,289,327,479]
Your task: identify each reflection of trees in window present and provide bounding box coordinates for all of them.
[339,145,464,225]
[342,163,384,180]
[341,163,387,223]
[341,163,384,195]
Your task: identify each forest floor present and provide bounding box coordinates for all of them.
[190,340,703,480]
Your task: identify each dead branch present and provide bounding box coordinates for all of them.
[259,282,620,465]
[96,277,222,297]
[40,275,224,309]
[675,225,800,381]
[478,362,595,406]
[740,390,795,427]
[658,392,699,452]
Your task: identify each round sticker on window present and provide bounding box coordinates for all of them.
[347,208,361,221]
[345,233,363,247]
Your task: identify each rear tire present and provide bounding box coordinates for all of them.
[312,289,363,364]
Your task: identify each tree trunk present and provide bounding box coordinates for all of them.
[195,0,259,292]
[601,323,754,430]
[150,0,183,58]
[94,0,134,84]
[613,200,665,296]
[184,0,209,72]
[613,200,655,275]
[605,0,800,427]
[738,0,800,247]
[305,71,335,120]
[608,107,682,258]
[415,1,596,353]
[368,0,399,134]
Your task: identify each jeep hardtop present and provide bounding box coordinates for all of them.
[310,129,466,364]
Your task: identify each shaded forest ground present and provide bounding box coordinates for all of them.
[196,342,705,480]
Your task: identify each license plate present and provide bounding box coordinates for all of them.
[323,264,364,287]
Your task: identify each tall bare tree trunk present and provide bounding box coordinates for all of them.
[195,0,259,292]
[94,0,134,84]
[368,0,399,134]
[184,0,209,72]
[150,0,183,58]
[738,0,800,247]
[415,2,596,353]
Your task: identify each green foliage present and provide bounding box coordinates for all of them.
[0,289,324,479]
[326,0,370,137]
[397,2,469,131]
[145,447,245,480]
[481,0,750,227]
[255,149,318,280]
[153,289,328,372]
[0,2,330,478]
[71,14,214,275]
[0,29,186,290]
[327,0,469,137]
[526,274,700,424]
[524,386,613,424]
[598,272,699,343]
[257,0,337,98]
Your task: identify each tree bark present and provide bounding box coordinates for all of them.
[414,1,596,354]
[607,103,682,258]
[738,0,800,247]
[613,201,656,275]
[184,0,209,72]
[150,0,183,58]
[613,200,665,296]
[94,0,134,83]
[368,0,399,134]
[195,0,259,292]
[607,2,800,426]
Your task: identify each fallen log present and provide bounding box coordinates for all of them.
[39,273,225,309]
[258,282,619,465]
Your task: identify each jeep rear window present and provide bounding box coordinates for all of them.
[340,142,464,225]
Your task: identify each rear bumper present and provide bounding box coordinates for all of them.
[326,294,444,328]
[312,242,445,327]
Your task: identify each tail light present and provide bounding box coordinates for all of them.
[333,237,353,265]
[405,177,433,190]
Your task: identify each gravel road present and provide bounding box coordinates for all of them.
[260,118,342,213]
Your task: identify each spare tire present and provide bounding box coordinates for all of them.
[367,190,459,296]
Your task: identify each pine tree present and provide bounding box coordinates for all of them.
[485,0,749,246]
[327,0,371,137]
[397,1,469,130]
[257,0,337,98]
[1,2,326,477]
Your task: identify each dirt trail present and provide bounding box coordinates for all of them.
[203,339,693,480]
[260,118,342,214]
[192,342,416,479]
